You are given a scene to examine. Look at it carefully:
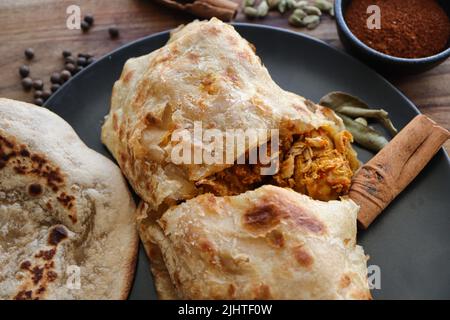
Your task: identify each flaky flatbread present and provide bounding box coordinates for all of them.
[102,18,358,212]
[140,185,371,300]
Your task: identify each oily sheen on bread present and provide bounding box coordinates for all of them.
[0,98,138,300]
[101,18,358,211]
[138,185,371,300]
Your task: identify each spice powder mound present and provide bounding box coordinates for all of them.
[345,0,450,58]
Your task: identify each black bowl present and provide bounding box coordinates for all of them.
[335,0,450,75]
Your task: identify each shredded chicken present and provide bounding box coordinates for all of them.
[197,162,267,196]
[196,126,359,201]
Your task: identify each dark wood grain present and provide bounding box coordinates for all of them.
[0,0,448,152]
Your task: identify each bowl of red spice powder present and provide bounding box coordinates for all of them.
[335,0,450,75]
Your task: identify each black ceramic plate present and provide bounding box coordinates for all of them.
[45,24,450,300]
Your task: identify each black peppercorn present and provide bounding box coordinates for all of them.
[75,65,83,74]
[42,89,52,100]
[34,98,44,106]
[19,65,30,78]
[21,77,33,91]
[108,27,119,39]
[34,90,43,99]
[32,79,44,90]
[62,50,72,58]
[84,15,94,26]
[77,56,87,67]
[50,72,61,84]
[60,70,71,82]
[65,63,76,74]
[81,21,90,32]
[51,83,60,93]
[24,48,35,60]
[65,56,76,65]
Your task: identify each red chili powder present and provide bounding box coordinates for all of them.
[345,0,450,58]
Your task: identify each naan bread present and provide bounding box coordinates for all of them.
[101,18,357,211]
[139,185,371,300]
[0,98,138,300]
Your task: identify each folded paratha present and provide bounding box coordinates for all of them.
[102,18,359,213]
[0,98,138,300]
[139,185,371,300]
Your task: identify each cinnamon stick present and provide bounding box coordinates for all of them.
[154,0,238,22]
[349,115,450,229]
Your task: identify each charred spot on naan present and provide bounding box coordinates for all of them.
[242,195,326,236]
[0,131,78,224]
[13,225,69,300]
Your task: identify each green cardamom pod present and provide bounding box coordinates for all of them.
[278,0,287,13]
[303,14,320,29]
[314,0,332,11]
[293,0,308,9]
[288,13,306,27]
[257,0,269,17]
[267,0,280,9]
[329,6,335,17]
[244,0,255,6]
[355,117,368,126]
[292,8,307,19]
[303,5,322,16]
[286,0,296,10]
[243,6,259,18]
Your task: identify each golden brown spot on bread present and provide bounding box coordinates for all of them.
[225,66,240,86]
[119,152,127,164]
[197,99,208,111]
[340,274,352,289]
[112,113,119,131]
[132,78,152,109]
[198,238,218,266]
[207,26,222,36]
[266,230,285,248]
[187,52,200,63]
[227,35,239,46]
[237,50,252,63]
[218,252,249,274]
[244,195,325,235]
[200,74,218,95]
[293,245,314,268]
[350,290,372,300]
[197,194,218,213]
[145,112,161,126]
[243,203,281,233]
[228,284,236,298]
[254,284,271,299]
[123,70,134,84]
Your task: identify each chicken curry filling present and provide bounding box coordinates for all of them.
[196,126,359,201]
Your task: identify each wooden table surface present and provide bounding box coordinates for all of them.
[0,0,449,152]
